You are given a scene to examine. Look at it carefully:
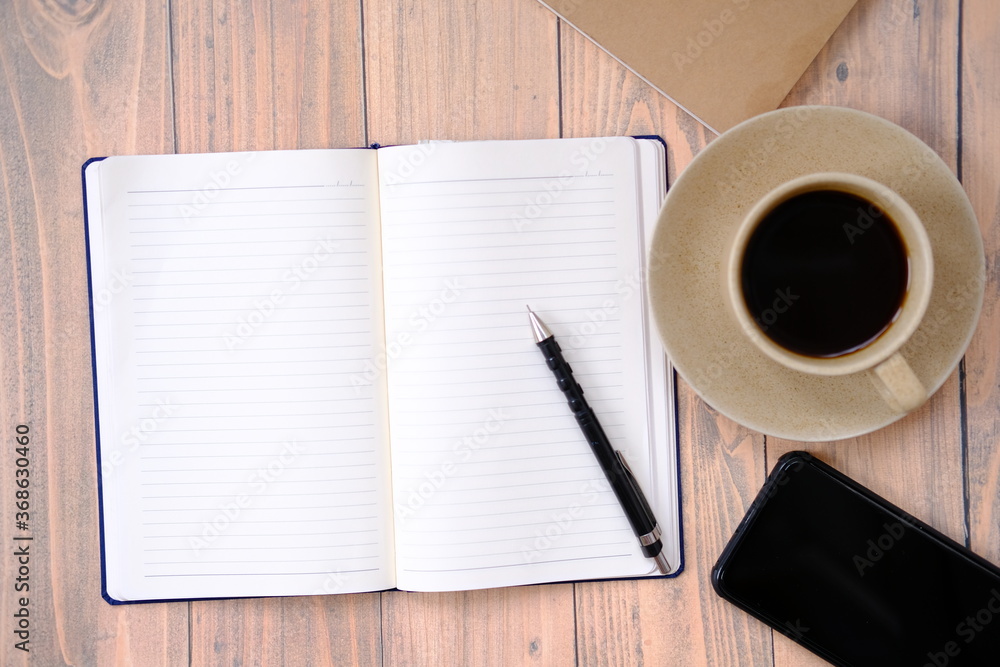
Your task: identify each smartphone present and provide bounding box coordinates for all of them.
[712,451,1000,666]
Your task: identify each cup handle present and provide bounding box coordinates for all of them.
[868,352,927,413]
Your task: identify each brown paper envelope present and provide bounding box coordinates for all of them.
[542,0,858,133]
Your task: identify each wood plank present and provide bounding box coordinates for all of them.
[364,1,571,663]
[558,21,773,667]
[772,2,963,665]
[170,0,366,153]
[382,587,576,666]
[364,0,560,145]
[0,1,185,665]
[191,596,381,665]
[961,1,1000,566]
[168,2,381,664]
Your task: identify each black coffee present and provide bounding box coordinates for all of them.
[741,189,909,358]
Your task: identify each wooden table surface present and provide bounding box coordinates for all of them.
[2,1,998,665]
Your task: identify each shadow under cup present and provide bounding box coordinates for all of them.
[727,173,934,413]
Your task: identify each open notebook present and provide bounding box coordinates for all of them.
[83,136,680,603]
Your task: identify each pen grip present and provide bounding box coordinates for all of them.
[537,337,660,549]
[537,337,604,445]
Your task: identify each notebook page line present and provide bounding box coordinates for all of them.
[377,138,655,591]
[90,150,396,598]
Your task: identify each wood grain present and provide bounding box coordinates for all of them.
[0,0,185,665]
[961,1,1000,566]
[363,0,560,145]
[191,596,381,666]
[170,0,366,153]
[559,22,772,667]
[382,586,576,666]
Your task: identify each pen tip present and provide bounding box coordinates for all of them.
[527,307,552,343]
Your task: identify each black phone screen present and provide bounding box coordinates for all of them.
[712,451,1000,667]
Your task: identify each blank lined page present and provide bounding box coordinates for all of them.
[86,150,395,601]
[377,138,670,591]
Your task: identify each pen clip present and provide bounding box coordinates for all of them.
[615,450,657,524]
[615,450,634,476]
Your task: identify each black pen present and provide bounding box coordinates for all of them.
[527,306,669,574]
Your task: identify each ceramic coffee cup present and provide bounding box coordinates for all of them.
[725,172,933,413]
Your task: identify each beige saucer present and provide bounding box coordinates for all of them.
[648,106,985,441]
